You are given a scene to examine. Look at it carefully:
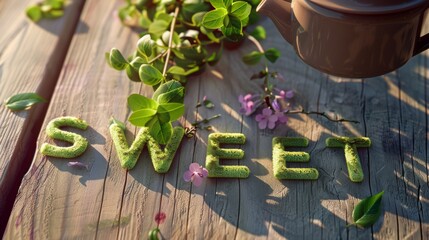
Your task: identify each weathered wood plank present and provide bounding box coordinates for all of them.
[0,0,85,234]
[3,0,144,238]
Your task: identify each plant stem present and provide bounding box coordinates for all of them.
[192,114,221,126]
[162,6,180,77]
[247,34,271,94]
[247,34,264,53]
[148,51,168,64]
[287,109,360,123]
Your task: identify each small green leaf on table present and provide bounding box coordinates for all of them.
[26,5,43,22]
[5,93,46,111]
[350,191,384,228]
[242,51,263,65]
[264,48,281,63]
[251,26,266,40]
[203,99,214,109]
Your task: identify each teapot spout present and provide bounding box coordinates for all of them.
[257,0,293,44]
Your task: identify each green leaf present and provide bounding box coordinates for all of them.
[43,10,64,19]
[26,5,42,22]
[157,103,185,122]
[182,3,210,22]
[139,64,164,86]
[264,48,281,63]
[129,109,157,126]
[242,51,263,65]
[148,20,169,37]
[230,1,251,20]
[210,0,225,8]
[202,9,228,29]
[148,228,160,240]
[352,191,384,228]
[209,0,232,9]
[148,120,173,145]
[5,93,46,111]
[203,99,214,109]
[167,66,186,76]
[221,14,242,38]
[128,94,158,111]
[192,12,207,27]
[125,65,141,82]
[251,26,266,40]
[110,48,128,70]
[161,31,180,47]
[152,80,185,104]
[137,35,154,57]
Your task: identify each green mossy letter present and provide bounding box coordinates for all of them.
[109,123,184,172]
[326,137,371,182]
[206,133,250,178]
[40,116,89,158]
[272,137,319,180]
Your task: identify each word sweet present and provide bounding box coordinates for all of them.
[40,117,371,182]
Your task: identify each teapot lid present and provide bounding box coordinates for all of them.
[309,0,428,15]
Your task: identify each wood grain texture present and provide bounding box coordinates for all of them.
[0,0,85,234]
[3,4,429,240]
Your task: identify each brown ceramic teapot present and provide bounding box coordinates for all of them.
[257,0,429,78]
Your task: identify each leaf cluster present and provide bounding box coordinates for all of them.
[202,0,251,41]
[128,81,185,144]
[107,0,278,144]
[26,0,65,22]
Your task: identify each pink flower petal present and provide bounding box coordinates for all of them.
[238,95,244,103]
[201,167,209,177]
[262,108,272,116]
[244,94,252,101]
[183,171,193,182]
[189,163,200,172]
[192,175,203,186]
[155,212,166,225]
[67,161,89,170]
[255,114,264,122]
[268,121,277,129]
[258,119,268,129]
[269,114,278,123]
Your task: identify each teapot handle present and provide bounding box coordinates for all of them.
[413,8,429,55]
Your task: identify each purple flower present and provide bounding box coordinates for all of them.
[255,108,278,129]
[238,94,262,116]
[275,111,288,124]
[155,212,166,225]
[275,88,294,100]
[183,163,208,187]
[67,161,89,170]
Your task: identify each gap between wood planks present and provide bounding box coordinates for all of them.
[0,0,87,236]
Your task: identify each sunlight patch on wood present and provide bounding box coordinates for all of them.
[221,103,248,129]
[384,75,426,113]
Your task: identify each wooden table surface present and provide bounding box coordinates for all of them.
[1,0,429,239]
